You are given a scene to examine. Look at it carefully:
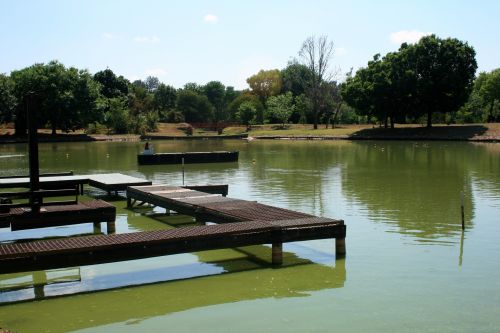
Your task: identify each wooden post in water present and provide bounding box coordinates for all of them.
[182,157,185,185]
[107,220,116,234]
[93,222,101,234]
[272,242,283,265]
[26,94,41,212]
[336,238,346,256]
[461,192,465,230]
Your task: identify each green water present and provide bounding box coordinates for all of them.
[0,140,499,332]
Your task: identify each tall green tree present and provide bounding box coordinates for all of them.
[246,69,282,105]
[281,61,312,97]
[227,93,264,123]
[266,92,295,128]
[94,69,129,98]
[478,69,500,122]
[203,81,227,123]
[154,83,177,120]
[11,61,102,135]
[176,90,214,123]
[0,74,16,123]
[237,101,256,130]
[410,35,477,127]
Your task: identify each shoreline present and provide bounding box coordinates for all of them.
[1,124,499,144]
[1,134,498,144]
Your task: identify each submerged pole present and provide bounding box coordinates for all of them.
[26,94,41,211]
[461,192,465,230]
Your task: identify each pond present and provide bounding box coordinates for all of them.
[0,139,499,333]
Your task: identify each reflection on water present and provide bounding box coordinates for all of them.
[0,139,499,333]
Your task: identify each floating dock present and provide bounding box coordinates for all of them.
[0,200,116,231]
[0,173,152,194]
[0,185,345,274]
[137,151,239,165]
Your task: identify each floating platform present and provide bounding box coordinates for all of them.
[0,185,345,273]
[137,151,239,165]
[0,217,343,274]
[0,200,116,231]
[0,173,151,193]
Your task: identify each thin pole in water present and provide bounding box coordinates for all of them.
[182,157,185,185]
[460,191,465,230]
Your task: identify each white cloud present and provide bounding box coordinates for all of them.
[203,14,218,23]
[335,47,348,56]
[102,32,116,39]
[133,36,160,43]
[389,30,432,44]
[145,68,167,77]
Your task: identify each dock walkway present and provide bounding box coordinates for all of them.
[0,173,151,193]
[0,185,345,274]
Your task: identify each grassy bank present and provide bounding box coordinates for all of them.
[1,123,499,143]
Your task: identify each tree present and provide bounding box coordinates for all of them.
[94,69,129,98]
[478,69,500,122]
[246,69,282,105]
[410,35,477,127]
[237,101,256,130]
[267,92,295,128]
[176,90,214,123]
[227,93,264,123]
[104,97,129,134]
[0,74,16,123]
[183,82,203,94]
[154,83,177,120]
[281,61,313,97]
[144,76,160,92]
[299,35,335,129]
[203,81,227,123]
[11,61,102,135]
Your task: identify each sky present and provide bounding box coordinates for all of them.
[1,0,499,90]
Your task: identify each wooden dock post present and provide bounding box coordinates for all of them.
[107,220,116,234]
[272,242,283,265]
[336,238,346,256]
[93,222,101,233]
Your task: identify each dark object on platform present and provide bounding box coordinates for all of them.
[138,151,239,165]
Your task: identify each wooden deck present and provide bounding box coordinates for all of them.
[0,173,151,193]
[0,184,346,274]
[0,217,344,274]
[126,185,312,223]
[0,200,116,231]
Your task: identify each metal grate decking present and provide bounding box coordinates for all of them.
[0,185,346,274]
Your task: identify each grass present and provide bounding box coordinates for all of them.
[1,122,499,141]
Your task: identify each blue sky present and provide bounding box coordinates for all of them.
[1,0,499,89]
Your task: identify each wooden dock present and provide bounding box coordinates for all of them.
[0,173,152,193]
[0,200,116,231]
[0,185,345,274]
[137,151,239,165]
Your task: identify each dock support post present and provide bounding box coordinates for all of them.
[272,242,283,265]
[32,270,47,300]
[107,220,116,234]
[93,222,101,233]
[127,197,132,208]
[336,238,346,256]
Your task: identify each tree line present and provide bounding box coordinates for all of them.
[0,34,499,136]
